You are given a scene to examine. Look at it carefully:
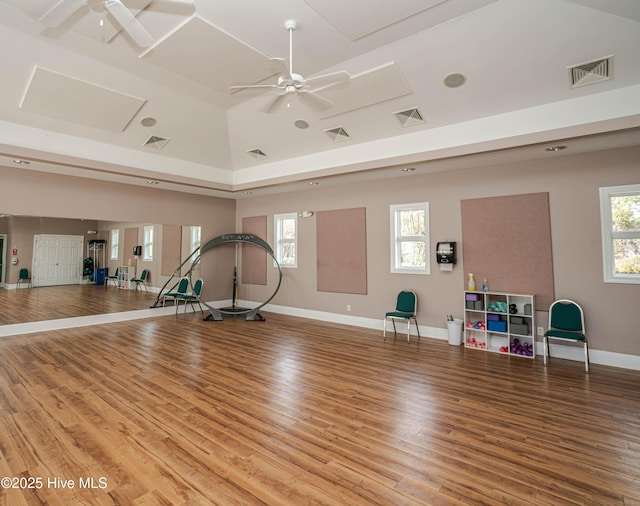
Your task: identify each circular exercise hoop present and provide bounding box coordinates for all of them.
[197,233,282,321]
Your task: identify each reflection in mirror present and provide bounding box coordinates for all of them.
[0,214,200,326]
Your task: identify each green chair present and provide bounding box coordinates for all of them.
[17,268,31,289]
[130,269,149,291]
[176,278,204,314]
[107,267,119,287]
[384,290,420,342]
[544,299,589,373]
[162,277,189,310]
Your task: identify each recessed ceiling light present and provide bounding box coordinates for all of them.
[294,119,309,129]
[13,159,30,165]
[444,73,467,88]
[141,117,157,127]
[545,145,567,152]
[402,167,416,172]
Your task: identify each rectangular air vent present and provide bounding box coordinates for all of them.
[324,127,351,142]
[394,107,424,127]
[143,136,169,149]
[247,148,268,159]
[569,56,612,88]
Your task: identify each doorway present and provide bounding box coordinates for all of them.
[33,235,84,287]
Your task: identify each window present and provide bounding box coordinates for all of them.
[190,226,201,263]
[600,184,640,284]
[143,225,154,261]
[275,213,297,268]
[390,202,430,274]
[110,229,119,260]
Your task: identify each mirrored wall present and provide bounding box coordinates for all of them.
[0,214,202,326]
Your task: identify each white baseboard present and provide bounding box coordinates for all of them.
[252,301,640,372]
[2,298,638,371]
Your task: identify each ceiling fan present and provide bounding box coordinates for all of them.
[231,20,350,113]
[39,0,156,47]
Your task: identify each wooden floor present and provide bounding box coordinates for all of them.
[0,312,638,505]
[0,284,158,325]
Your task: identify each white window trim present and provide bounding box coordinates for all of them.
[143,225,154,261]
[390,202,430,275]
[600,184,640,284]
[110,229,119,260]
[274,212,298,268]
[190,226,201,263]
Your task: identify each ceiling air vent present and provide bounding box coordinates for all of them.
[247,148,268,160]
[143,135,169,149]
[394,107,423,127]
[324,127,351,142]
[569,56,612,88]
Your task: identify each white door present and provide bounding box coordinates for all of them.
[33,235,83,287]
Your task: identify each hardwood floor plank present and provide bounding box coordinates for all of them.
[0,312,639,504]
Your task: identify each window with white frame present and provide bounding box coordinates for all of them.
[390,202,430,274]
[274,213,297,268]
[110,229,119,260]
[600,184,640,284]
[190,226,201,263]
[143,225,154,261]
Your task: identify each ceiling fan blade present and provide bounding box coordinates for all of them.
[39,0,87,28]
[263,93,290,114]
[104,0,154,47]
[304,71,351,89]
[230,84,278,90]
[299,90,334,112]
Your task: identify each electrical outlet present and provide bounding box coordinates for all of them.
[346,304,351,312]
[537,326,544,336]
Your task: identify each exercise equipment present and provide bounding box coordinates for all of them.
[201,233,282,321]
[152,233,282,321]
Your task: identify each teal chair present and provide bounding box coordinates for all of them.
[544,299,589,373]
[17,268,31,289]
[162,277,189,310]
[384,290,420,342]
[176,278,204,314]
[130,269,149,291]
[107,267,119,287]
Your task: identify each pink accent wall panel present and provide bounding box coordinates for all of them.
[161,225,181,276]
[242,216,267,285]
[316,207,367,295]
[461,192,555,309]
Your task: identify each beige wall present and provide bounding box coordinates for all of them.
[2,146,639,358]
[237,146,640,357]
[1,166,237,301]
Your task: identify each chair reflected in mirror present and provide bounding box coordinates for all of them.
[17,268,31,289]
[130,269,149,291]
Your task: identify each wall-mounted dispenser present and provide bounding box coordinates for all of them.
[133,245,142,256]
[436,241,457,264]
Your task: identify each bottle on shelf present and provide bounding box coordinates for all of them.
[468,273,476,291]
[482,278,488,292]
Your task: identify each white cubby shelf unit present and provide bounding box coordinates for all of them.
[464,291,535,359]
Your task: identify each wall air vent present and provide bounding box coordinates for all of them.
[324,127,351,142]
[569,56,612,88]
[143,135,169,149]
[394,107,423,127]
[247,148,268,159]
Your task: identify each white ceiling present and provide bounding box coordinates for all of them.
[0,0,639,199]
